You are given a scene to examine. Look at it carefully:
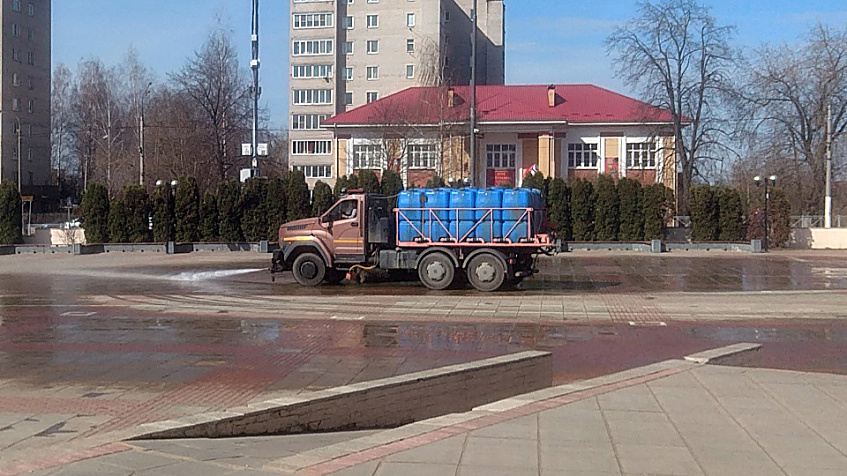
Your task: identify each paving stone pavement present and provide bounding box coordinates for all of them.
[17,362,847,476]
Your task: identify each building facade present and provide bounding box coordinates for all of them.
[289,0,504,187]
[0,0,51,195]
[323,84,680,191]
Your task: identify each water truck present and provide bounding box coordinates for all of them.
[271,188,556,292]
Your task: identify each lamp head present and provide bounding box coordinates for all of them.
[155,180,163,187]
[753,176,761,183]
[171,180,179,187]
[769,175,777,182]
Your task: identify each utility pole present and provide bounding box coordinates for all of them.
[139,82,152,186]
[16,118,21,193]
[468,0,478,187]
[250,0,261,176]
[825,104,833,228]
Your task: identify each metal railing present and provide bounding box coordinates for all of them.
[791,216,847,228]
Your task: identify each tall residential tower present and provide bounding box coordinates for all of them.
[289,0,505,186]
[0,0,51,196]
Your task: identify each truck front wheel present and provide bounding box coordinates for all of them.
[417,252,455,290]
[292,253,326,287]
[467,253,506,292]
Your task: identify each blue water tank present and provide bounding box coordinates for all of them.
[423,189,452,241]
[397,190,424,242]
[503,189,532,221]
[475,188,504,241]
[449,188,476,241]
[503,220,530,242]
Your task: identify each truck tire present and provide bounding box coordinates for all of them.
[417,252,455,290]
[292,253,326,287]
[324,269,345,285]
[466,253,506,292]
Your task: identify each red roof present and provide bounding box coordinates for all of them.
[322,84,676,127]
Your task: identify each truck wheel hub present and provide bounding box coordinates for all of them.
[300,262,318,279]
[475,262,496,282]
[426,262,447,281]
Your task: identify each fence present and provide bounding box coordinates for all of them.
[791,216,847,229]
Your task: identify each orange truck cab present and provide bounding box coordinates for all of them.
[271,192,554,292]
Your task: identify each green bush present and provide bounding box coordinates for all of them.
[286,170,311,221]
[618,178,644,241]
[334,175,358,196]
[265,176,287,240]
[108,198,128,243]
[424,175,446,188]
[570,179,595,241]
[216,180,243,242]
[0,182,22,245]
[240,178,269,241]
[357,169,381,193]
[381,169,404,197]
[770,188,792,248]
[151,182,176,242]
[199,191,219,242]
[643,184,673,240]
[717,187,745,241]
[522,172,546,192]
[80,183,110,243]
[175,177,200,242]
[546,178,571,240]
[312,180,335,216]
[594,175,620,241]
[690,185,719,241]
[123,185,152,243]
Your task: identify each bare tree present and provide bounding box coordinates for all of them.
[735,25,847,213]
[52,64,78,197]
[607,0,738,213]
[170,29,251,183]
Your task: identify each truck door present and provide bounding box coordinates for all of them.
[321,198,365,257]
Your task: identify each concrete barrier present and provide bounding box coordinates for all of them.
[131,350,552,440]
[13,245,73,254]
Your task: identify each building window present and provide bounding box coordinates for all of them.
[366,91,379,103]
[343,41,354,55]
[12,0,21,12]
[353,144,382,169]
[366,40,379,54]
[367,0,378,3]
[568,143,599,169]
[486,144,516,169]
[27,3,34,15]
[292,39,333,56]
[366,14,379,28]
[291,114,329,130]
[291,140,332,155]
[366,66,379,80]
[406,39,415,53]
[12,24,20,37]
[626,142,657,169]
[27,52,34,65]
[292,89,333,105]
[344,92,353,105]
[408,144,437,169]
[343,67,353,81]
[294,165,332,178]
[27,28,33,40]
[292,12,333,29]
[12,73,19,87]
[12,98,20,112]
[344,15,354,29]
[27,100,33,113]
[406,13,416,27]
[12,49,20,62]
[291,64,332,79]
[27,76,33,90]
[405,64,415,79]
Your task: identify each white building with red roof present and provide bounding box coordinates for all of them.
[322,84,680,190]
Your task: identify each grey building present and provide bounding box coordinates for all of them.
[0,0,51,197]
[289,0,504,186]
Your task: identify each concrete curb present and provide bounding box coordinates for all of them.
[128,351,552,441]
[684,342,763,365]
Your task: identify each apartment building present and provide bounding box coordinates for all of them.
[0,0,51,197]
[289,0,505,187]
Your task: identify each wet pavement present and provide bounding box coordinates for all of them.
[0,250,847,473]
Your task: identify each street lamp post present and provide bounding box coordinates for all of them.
[754,175,777,251]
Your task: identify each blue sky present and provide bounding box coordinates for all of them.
[53,1,847,130]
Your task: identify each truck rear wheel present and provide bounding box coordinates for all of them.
[292,253,326,287]
[467,253,506,292]
[417,252,455,290]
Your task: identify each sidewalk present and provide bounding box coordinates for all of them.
[21,351,847,476]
